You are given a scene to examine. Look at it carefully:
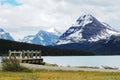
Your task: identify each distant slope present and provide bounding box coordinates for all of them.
[0,39,94,56]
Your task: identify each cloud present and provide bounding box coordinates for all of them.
[64,0,120,7]
[0,0,120,40]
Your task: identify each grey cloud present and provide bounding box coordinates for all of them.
[61,0,120,7]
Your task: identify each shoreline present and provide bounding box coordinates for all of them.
[0,62,120,72]
[20,63,120,72]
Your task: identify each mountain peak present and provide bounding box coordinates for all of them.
[57,14,119,45]
[77,14,94,20]
[76,14,95,26]
[0,28,14,41]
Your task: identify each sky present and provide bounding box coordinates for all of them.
[0,0,120,40]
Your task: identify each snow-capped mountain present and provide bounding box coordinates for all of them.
[0,28,14,41]
[57,14,120,45]
[32,30,60,46]
[22,28,61,46]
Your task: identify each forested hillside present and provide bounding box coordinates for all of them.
[0,39,94,56]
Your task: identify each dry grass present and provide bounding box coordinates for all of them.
[1,58,32,72]
[0,71,120,80]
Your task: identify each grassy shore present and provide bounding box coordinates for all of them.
[0,70,120,80]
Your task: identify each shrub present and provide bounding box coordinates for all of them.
[1,58,32,72]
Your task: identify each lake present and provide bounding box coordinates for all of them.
[1,56,120,68]
[43,56,120,68]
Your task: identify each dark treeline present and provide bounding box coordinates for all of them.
[0,39,94,56]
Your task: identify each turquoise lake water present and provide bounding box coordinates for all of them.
[42,56,120,68]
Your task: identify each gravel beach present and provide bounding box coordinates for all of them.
[20,63,120,72]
